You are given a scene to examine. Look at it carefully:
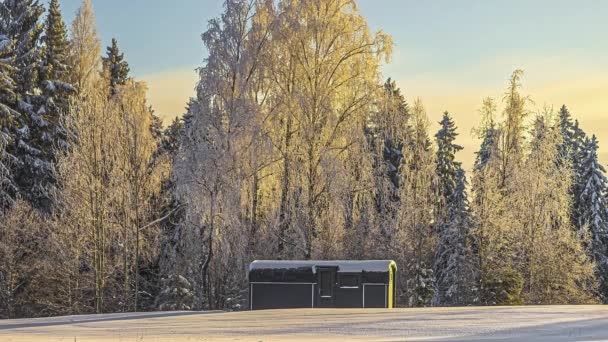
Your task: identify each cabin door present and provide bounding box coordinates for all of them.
[317,267,337,307]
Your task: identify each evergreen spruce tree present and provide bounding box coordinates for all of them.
[0,0,44,99]
[103,38,130,95]
[474,97,499,172]
[571,120,588,172]
[375,79,411,190]
[0,34,20,209]
[433,112,474,305]
[22,0,74,211]
[474,128,499,172]
[41,0,73,121]
[558,105,576,164]
[571,119,589,227]
[434,168,476,305]
[578,135,608,302]
[435,112,462,201]
[365,79,411,252]
[162,116,184,154]
[0,0,52,210]
[556,105,592,234]
[0,34,18,126]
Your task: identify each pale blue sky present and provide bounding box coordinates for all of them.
[57,0,223,75]
[53,0,608,169]
[55,0,608,78]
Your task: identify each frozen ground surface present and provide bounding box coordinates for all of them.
[2,305,608,341]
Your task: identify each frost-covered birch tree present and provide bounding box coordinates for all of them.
[67,0,101,98]
[498,69,529,189]
[173,0,265,309]
[507,113,595,304]
[271,0,392,259]
[58,75,121,313]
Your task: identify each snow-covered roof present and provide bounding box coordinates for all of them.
[249,260,396,273]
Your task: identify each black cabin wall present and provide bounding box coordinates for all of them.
[248,260,395,310]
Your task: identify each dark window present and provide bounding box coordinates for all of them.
[339,274,360,287]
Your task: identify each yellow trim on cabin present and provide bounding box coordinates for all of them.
[388,260,396,308]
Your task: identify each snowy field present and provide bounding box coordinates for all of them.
[2,306,608,341]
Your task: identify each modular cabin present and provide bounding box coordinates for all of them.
[248,260,397,310]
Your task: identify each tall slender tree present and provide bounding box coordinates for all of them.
[68,0,101,97]
[398,99,436,307]
[499,69,529,188]
[433,112,475,305]
[366,78,411,256]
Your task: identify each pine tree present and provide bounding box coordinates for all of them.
[433,112,474,305]
[435,112,462,201]
[22,0,74,212]
[367,78,411,190]
[365,78,411,254]
[103,38,130,95]
[0,34,19,209]
[0,133,15,210]
[41,0,73,120]
[0,0,44,98]
[572,120,589,229]
[475,128,499,172]
[0,0,54,210]
[0,34,18,127]
[578,135,608,302]
[474,98,499,172]
[557,106,589,231]
[434,168,476,305]
[558,105,576,163]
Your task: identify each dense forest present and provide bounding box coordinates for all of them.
[1,0,608,318]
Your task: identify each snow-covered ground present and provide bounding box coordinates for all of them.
[2,305,608,341]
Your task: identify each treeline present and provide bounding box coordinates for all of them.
[0,0,176,317]
[1,0,608,318]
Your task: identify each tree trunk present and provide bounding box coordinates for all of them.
[278,116,292,256]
